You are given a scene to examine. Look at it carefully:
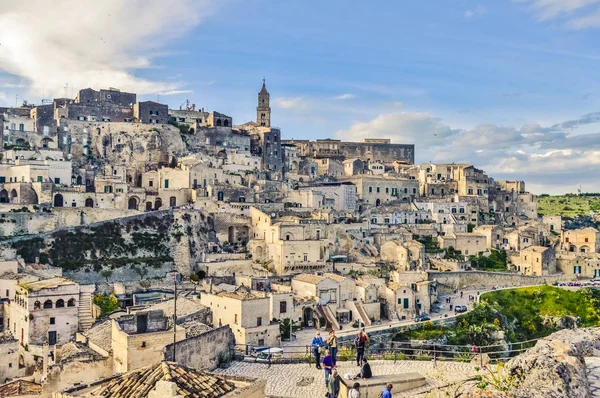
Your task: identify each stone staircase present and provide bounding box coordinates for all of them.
[78,289,95,332]
[355,301,372,327]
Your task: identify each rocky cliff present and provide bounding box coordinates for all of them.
[463,328,600,398]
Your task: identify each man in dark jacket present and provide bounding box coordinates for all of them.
[354,358,372,379]
[327,369,342,397]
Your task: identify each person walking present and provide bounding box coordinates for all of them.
[321,349,334,387]
[347,382,360,398]
[327,330,338,366]
[327,369,342,398]
[312,331,324,369]
[354,329,370,366]
[381,383,393,398]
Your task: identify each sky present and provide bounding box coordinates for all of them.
[1,0,600,194]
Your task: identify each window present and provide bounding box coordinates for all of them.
[385,218,390,223]
[369,187,372,193]
[67,298,76,307]
[280,301,287,314]
[50,317,55,325]
[459,208,465,213]
[256,317,262,327]
[54,178,60,184]
[376,187,380,193]
[403,298,409,309]
[468,188,473,194]
[5,289,8,297]
[234,314,238,324]
[19,124,24,131]
[386,187,389,194]
[586,238,589,243]
[565,237,569,243]
[37,176,43,182]
[164,179,169,189]
[43,300,53,309]
[149,180,153,187]
[56,299,65,308]
[303,253,308,262]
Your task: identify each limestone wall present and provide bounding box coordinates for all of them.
[428,271,570,293]
[164,326,234,370]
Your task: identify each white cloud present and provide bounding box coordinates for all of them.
[464,5,486,19]
[159,90,194,96]
[333,93,355,100]
[336,110,600,194]
[518,0,600,28]
[0,0,216,98]
[273,97,309,110]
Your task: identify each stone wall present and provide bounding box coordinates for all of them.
[428,271,570,293]
[164,326,234,371]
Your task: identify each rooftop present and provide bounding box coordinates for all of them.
[77,361,235,397]
[0,380,42,396]
[143,297,208,319]
[83,319,112,354]
[21,277,76,292]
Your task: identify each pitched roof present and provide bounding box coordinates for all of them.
[86,361,235,397]
[293,273,325,284]
[82,320,113,353]
[144,297,208,319]
[0,380,42,396]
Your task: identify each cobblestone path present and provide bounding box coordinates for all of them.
[213,359,478,397]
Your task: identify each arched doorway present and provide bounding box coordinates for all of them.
[76,175,82,185]
[128,197,138,210]
[145,201,152,211]
[217,192,224,201]
[0,189,8,203]
[375,199,381,207]
[154,198,162,210]
[85,198,94,208]
[10,189,18,204]
[169,196,176,207]
[303,307,314,328]
[54,194,64,207]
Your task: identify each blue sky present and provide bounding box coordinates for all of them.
[2,0,600,193]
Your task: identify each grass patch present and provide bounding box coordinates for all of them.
[537,194,600,217]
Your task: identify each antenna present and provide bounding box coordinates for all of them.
[64,83,69,99]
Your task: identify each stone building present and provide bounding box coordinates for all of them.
[517,246,556,276]
[133,101,169,124]
[10,277,94,352]
[562,227,600,253]
[438,232,488,258]
[199,285,280,346]
[342,175,419,207]
[112,310,185,373]
[0,332,21,382]
[75,88,136,107]
[298,182,357,211]
[380,240,426,271]
[385,278,433,320]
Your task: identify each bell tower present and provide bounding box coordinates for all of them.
[256,78,271,127]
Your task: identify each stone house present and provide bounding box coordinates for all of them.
[438,232,488,258]
[112,310,186,373]
[342,175,419,207]
[343,158,364,176]
[0,332,21,382]
[133,101,168,124]
[562,227,600,253]
[517,246,556,276]
[385,280,432,320]
[380,240,426,271]
[556,251,600,278]
[299,182,357,211]
[199,286,280,347]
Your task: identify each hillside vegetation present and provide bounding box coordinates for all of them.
[393,285,600,346]
[537,194,600,216]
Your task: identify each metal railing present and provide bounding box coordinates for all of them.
[232,338,541,368]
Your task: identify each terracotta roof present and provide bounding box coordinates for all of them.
[86,361,235,397]
[0,380,42,396]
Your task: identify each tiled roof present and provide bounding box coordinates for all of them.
[323,273,348,283]
[57,342,105,364]
[87,361,235,397]
[0,380,42,396]
[83,319,112,353]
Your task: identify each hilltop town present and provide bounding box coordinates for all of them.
[0,82,597,397]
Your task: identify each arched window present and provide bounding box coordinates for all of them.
[34,301,41,310]
[56,299,65,308]
[223,119,229,127]
[43,300,53,309]
[169,196,176,207]
[216,119,222,126]
[67,298,76,307]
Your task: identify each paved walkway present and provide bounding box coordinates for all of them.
[588,357,600,397]
[213,359,478,398]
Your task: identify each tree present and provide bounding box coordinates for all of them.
[93,293,120,317]
[100,269,113,282]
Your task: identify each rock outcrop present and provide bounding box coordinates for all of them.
[463,328,600,398]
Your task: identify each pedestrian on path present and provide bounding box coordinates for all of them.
[321,349,334,387]
[354,329,370,366]
[381,383,393,398]
[312,331,324,369]
[327,330,338,366]
[327,368,342,398]
[348,382,361,398]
